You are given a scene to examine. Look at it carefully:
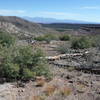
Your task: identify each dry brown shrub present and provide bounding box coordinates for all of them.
[59,86,72,96]
[35,76,46,87]
[76,83,87,93]
[32,96,43,100]
[43,84,57,96]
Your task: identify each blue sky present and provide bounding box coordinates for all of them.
[0,0,100,22]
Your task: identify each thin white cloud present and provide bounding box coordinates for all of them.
[81,6,100,10]
[0,9,26,15]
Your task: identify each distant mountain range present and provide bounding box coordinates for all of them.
[23,17,99,24]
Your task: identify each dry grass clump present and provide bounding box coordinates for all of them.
[59,86,72,96]
[42,78,72,97]
[35,76,46,87]
[32,95,45,100]
[76,83,87,93]
[43,84,57,96]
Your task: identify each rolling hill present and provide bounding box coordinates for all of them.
[0,16,59,39]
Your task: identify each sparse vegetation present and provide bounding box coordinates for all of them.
[56,44,70,54]
[34,34,59,43]
[93,35,100,49]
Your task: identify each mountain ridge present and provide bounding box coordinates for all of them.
[23,16,100,24]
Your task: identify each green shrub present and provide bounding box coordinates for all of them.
[0,45,51,81]
[1,63,19,79]
[34,36,45,41]
[22,68,35,80]
[0,32,15,47]
[71,37,92,49]
[92,35,100,49]
[34,34,59,43]
[59,34,70,41]
[56,45,70,54]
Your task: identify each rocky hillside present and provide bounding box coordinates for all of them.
[0,16,59,39]
[42,23,100,35]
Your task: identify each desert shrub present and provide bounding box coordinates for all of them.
[60,86,72,96]
[92,35,100,49]
[59,34,70,41]
[57,46,69,54]
[0,32,15,47]
[43,84,56,96]
[0,45,51,81]
[34,34,59,43]
[34,36,46,41]
[56,43,71,54]
[0,63,19,80]
[22,68,35,80]
[71,36,92,49]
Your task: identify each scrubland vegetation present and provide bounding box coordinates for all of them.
[71,36,93,49]
[0,32,51,82]
[0,16,100,100]
[0,31,100,83]
[34,33,70,43]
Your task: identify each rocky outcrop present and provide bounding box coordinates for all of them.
[0,22,21,33]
